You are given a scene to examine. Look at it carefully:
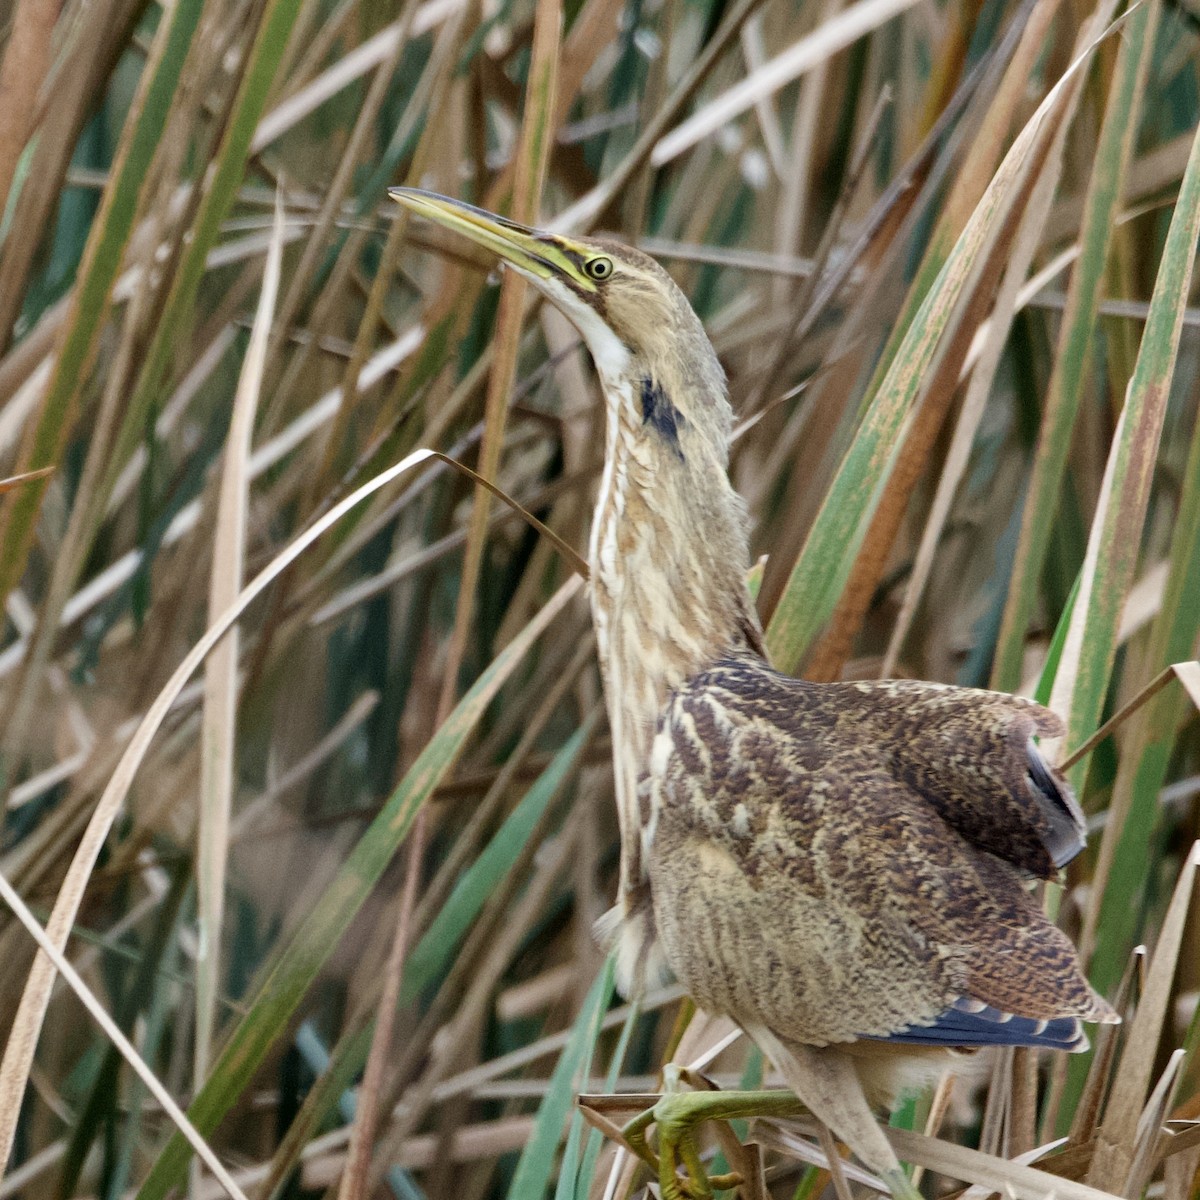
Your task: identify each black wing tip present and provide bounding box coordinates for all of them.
[1026,738,1087,868]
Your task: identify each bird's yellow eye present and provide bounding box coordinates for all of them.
[585,256,613,280]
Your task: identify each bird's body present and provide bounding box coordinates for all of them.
[391,189,1117,1194]
[649,657,1108,1057]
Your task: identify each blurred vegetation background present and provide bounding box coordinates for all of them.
[0,0,1197,1197]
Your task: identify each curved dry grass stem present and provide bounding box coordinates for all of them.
[0,872,250,1200]
[193,190,285,1139]
[1060,662,1200,771]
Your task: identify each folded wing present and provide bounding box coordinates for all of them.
[651,656,1116,1047]
[807,679,1086,879]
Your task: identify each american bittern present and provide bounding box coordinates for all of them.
[391,189,1117,1199]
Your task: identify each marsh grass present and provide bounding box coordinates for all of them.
[0,0,1196,1198]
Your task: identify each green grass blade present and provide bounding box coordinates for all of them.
[553,1006,604,1200]
[1050,113,1200,782]
[1034,573,1080,706]
[508,957,615,1200]
[404,719,593,1002]
[1080,369,1200,999]
[990,0,1159,691]
[1050,108,1200,1131]
[571,999,639,1200]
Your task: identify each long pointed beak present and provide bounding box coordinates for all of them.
[389,187,559,281]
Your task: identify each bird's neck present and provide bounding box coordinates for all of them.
[588,371,763,770]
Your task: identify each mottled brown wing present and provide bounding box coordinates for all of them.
[827,679,1087,878]
[652,655,1114,1040]
[678,660,1083,878]
[729,670,1083,879]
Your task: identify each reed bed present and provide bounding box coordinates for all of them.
[0,0,1196,1198]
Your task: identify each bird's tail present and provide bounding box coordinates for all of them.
[748,1023,922,1200]
[594,889,672,999]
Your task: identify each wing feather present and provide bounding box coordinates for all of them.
[840,680,1083,878]
[869,999,1087,1051]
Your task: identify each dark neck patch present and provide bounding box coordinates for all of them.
[640,378,685,460]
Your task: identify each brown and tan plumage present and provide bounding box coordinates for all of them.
[390,188,1117,1197]
[650,660,1109,1047]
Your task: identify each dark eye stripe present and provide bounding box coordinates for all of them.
[557,246,586,272]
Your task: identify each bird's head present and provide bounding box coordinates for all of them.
[390,188,734,454]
